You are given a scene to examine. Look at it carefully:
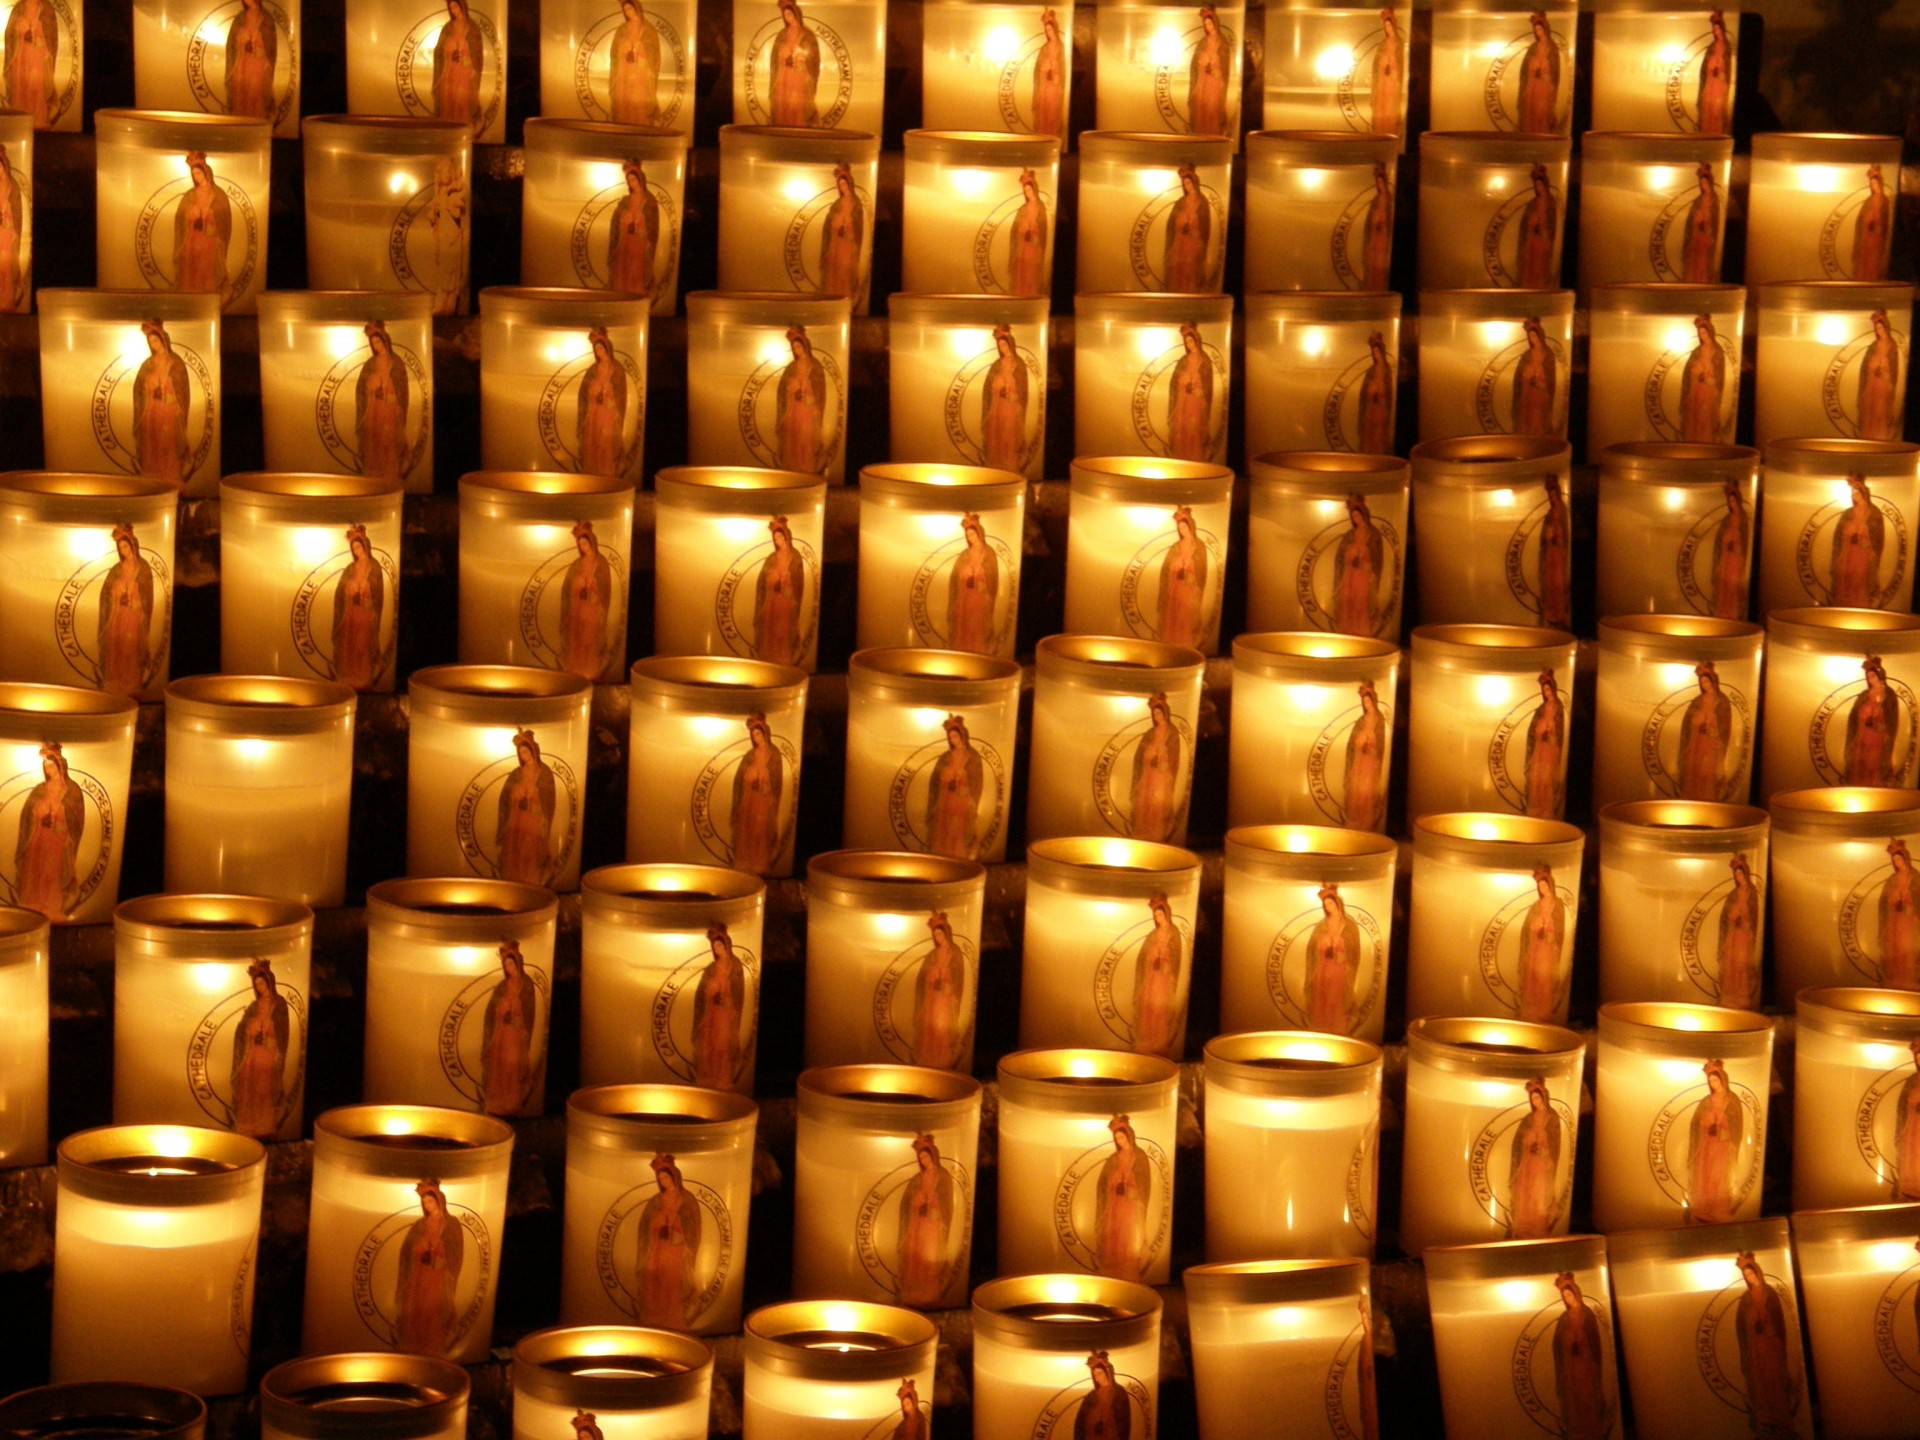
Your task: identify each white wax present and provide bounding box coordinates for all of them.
[480,323,647,481]
[1794,1231,1920,1440]
[1591,653,1758,812]
[535,0,697,134]
[1429,1268,1622,1440]
[0,943,47,1167]
[1219,866,1393,1040]
[164,767,352,906]
[578,917,763,1093]
[1578,165,1724,291]
[1076,162,1227,293]
[1418,314,1570,441]
[1188,1290,1371,1440]
[1246,489,1406,638]
[1073,316,1230,464]
[344,0,507,143]
[305,186,468,312]
[1260,7,1409,142]
[842,699,1016,861]
[1747,156,1895,289]
[886,325,1046,481]
[1204,1081,1376,1260]
[520,162,686,313]
[972,1328,1158,1439]
[742,1355,936,1440]
[39,313,222,493]
[685,320,850,482]
[1244,316,1397,457]
[1065,494,1229,656]
[1793,1025,1920,1209]
[717,154,876,313]
[257,315,434,487]
[856,502,1023,655]
[1586,316,1742,461]
[653,505,822,670]
[410,708,588,890]
[459,519,632,682]
[1408,664,1572,820]
[1593,1044,1770,1231]
[1027,679,1202,845]
[223,518,400,688]
[1244,167,1392,294]
[1756,311,1910,449]
[803,894,985,1070]
[1418,165,1564,291]
[921,3,1067,136]
[1093,2,1242,136]
[1769,826,1920,997]
[1593,467,1749,611]
[1428,11,1574,134]
[901,164,1053,296]
[1758,643,1913,800]
[1590,12,1734,133]
[97,140,270,314]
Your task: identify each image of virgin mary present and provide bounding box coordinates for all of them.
[12,741,81,921]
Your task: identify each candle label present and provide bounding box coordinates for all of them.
[972,175,1052,296]
[569,165,681,301]
[1839,840,1920,986]
[1330,168,1392,287]
[1502,475,1574,627]
[1819,315,1909,442]
[183,0,298,127]
[1482,170,1563,288]
[649,927,759,1090]
[1147,6,1237,137]
[53,523,174,696]
[1660,18,1734,134]
[1474,320,1566,437]
[1855,1051,1920,1199]
[1025,1350,1152,1438]
[1051,1115,1172,1277]
[871,911,977,1069]
[1296,501,1402,638]
[1486,673,1570,817]
[937,332,1044,477]
[1330,10,1406,138]
[1347,1122,1376,1242]
[690,715,799,875]
[1263,882,1386,1034]
[1131,327,1229,462]
[1675,854,1765,1008]
[516,517,630,680]
[1873,1244,1920,1391]
[290,533,401,688]
[389,163,469,316]
[0,740,114,922]
[1308,684,1395,833]
[1091,897,1193,1060]
[1806,660,1919,789]
[84,320,216,488]
[593,1151,734,1328]
[0,150,25,312]
[570,2,689,127]
[313,325,432,483]
[1646,168,1725,284]
[1646,1060,1761,1223]
[1816,166,1897,282]
[1793,478,1908,606]
[991,11,1067,137]
[908,511,1020,651]
[454,729,581,887]
[185,956,307,1138]
[854,1131,972,1307]
[1091,694,1192,843]
[1127,170,1225,291]
[350,1178,493,1357]
[436,941,550,1116]
[1327,1311,1378,1438]
[1641,663,1754,803]
[1510,1275,1617,1436]
[715,522,819,665]
[1692,1255,1807,1427]
[393,3,503,138]
[737,328,844,476]
[782,168,872,306]
[887,718,1006,861]
[1119,506,1223,651]
[535,330,646,481]
[1467,1078,1574,1238]
[1478,16,1571,133]
[0,0,80,129]
[739,1,854,127]
[1645,318,1739,446]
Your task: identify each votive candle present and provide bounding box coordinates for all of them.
[519,119,689,315]
[1577,131,1733,292]
[1591,614,1763,810]
[1793,989,1920,1209]
[1769,787,1920,997]
[1243,131,1399,292]
[1242,291,1401,457]
[1417,131,1570,290]
[717,126,879,313]
[1245,450,1408,637]
[1410,434,1575,627]
[1226,636,1399,832]
[920,0,1072,139]
[1789,1200,1920,1440]
[857,462,1028,656]
[885,294,1050,479]
[1587,287,1745,459]
[512,1325,712,1440]
[741,1301,937,1440]
[1260,5,1410,143]
[1588,3,1736,134]
[1428,3,1576,134]
[1076,130,1232,293]
[901,129,1059,296]
[536,0,696,133]
[684,291,853,481]
[261,1354,468,1440]
[343,0,507,143]
[1758,438,1920,616]
[1747,133,1901,289]
[1417,287,1574,441]
[1759,608,1920,797]
[0,683,138,924]
[971,1274,1162,1439]
[1594,439,1757,612]
[132,0,302,136]
[1407,626,1578,820]
[1754,281,1912,448]
[1073,292,1233,464]
[1093,0,1244,138]
[0,906,48,1167]
[1066,455,1233,654]
[478,289,650,482]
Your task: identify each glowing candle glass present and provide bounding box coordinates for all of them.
[729,0,885,131]
[1094,0,1243,137]
[363,878,559,1118]
[1759,608,1920,798]
[1026,635,1206,845]
[1073,293,1233,464]
[1417,288,1575,441]
[0,907,47,1166]
[1417,133,1570,291]
[1066,455,1233,654]
[685,291,853,481]
[857,462,1028,656]
[520,120,689,316]
[50,1124,265,1392]
[995,1048,1180,1282]
[1407,626,1578,820]
[536,0,697,134]
[1587,288,1746,460]
[1075,131,1232,293]
[1226,636,1399,832]
[921,0,1073,138]
[36,289,222,494]
[1755,282,1913,448]
[132,0,300,135]
[1262,6,1409,143]
[1769,788,1920,997]
[1245,451,1408,637]
[513,1326,712,1439]
[406,665,594,891]
[261,1354,468,1440]
[1428,4,1576,134]
[1746,134,1902,289]
[0,0,82,130]
[1592,615,1763,810]
[887,294,1050,479]
[1593,1001,1775,1231]
[561,1084,759,1332]
[1759,438,1920,617]
[1791,1201,1920,1440]
[741,1301,937,1439]
[1577,132,1732,293]
[1244,132,1399,293]
[301,1104,514,1363]
[300,117,472,315]
[1243,292,1401,457]
[344,0,506,142]
[972,1275,1163,1439]
[1597,442,1760,617]
[717,127,879,313]
[478,289,650,482]
[901,130,1059,297]
[1794,989,1920,1208]
[0,684,137,925]
[1018,837,1203,1059]
[94,110,271,314]
[0,111,30,313]
[0,1387,203,1439]
[1589,4,1737,134]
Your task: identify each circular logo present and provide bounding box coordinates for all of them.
[781,180,871,297]
[1333,27,1389,134]
[515,538,630,675]
[1694,1269,1803,1417]
[537,345,645,479]
[1317,345,1397,451]
[351,1195,492,1354]
[1819,186,1886,281]
[738,345,846,473]
[88,342,215,481]
[1675,496,1749,616]
[1052,1135,1172,1277]
[1295,516,1404,638]
[386,175,466,305]
[290,544,400,685]
[1325,1320,1376,1439]
[1808,674,1920,788]
[0,758,114,920]
[1839,862,1920,984]
[453,751,581,885]
[1482,182,1563,288]
[1305,701,1393,833]
[971,188,1052,295]
[1091,914,1194,1052]
[1027,1368,1153,1439]
[572,6,688,126]
[1,0,79,127]
[133,172,256,306]
[1129,337,1228,461]
[1128,182,1224,291]
[1795,495,1909,606]
[184,0,299,127]
[908,528,1020,652]
[994,27,1059,134]
[1346,1127,1376,1243]
[853,1147,973,1305]
[1823,322,1910,438]
[886,735,1007,859]
[1475,334,1567,437]
[313,339,431,480]
[1662,31,1719,130]
[395,5,503,136]
[1467,1092,1575,1234]
[1482,23,1569,131]
[1647,1078,1762,1215]
[1263,898,1386,1034]
[714,533,820,664]
[593,1171,733,1327]
[569,179,680,298]
[1854,1063,1920,1195]
[1486,683,1568,814]
[648,940,759,1088]
[1502,496,1570,622]
[1091,711,1194,840]
[185,974,307,1136]
[1118,522,1224,646]
[689,732,800,868]
[872,929,979,1067]
[1647,180,1721,282]
[1640,679,1754,801]
[742,14,854,127]
[1512,1291,1614,1434]
[1477,881,1574,1019]
[1874,1254,1920,1392]
[1150,17,1236,133]
[1645,330,1739,444]
[941,340,1043,474]
[53,543,175,693]
[1677,872,1764,1003]
[434,960,551,1112]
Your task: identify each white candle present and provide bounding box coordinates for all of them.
[1399,1015,1586,1255]
[1244,132,1398,292]
[1592,1001,1775,1231]
[344,0,507,143]
[1587,288,1746,460]
[1758,438,1920,617]
[0,112,32,313]
[577,863,765,1093]
[1793,988,1920,1208]
[1226,637,1399,832]
[1243,292,1401,457]
[1407,626,1578,820]
[1747,134,1901,289]
[301,1104,514,1364]
[994,1048,1180,1283]
[717,126,880,313]
[1418,132,1570,290]
[685,291,853,482]
[1589,5,1736,134]
[1768,788,1920,997]
[112,894,314,1141]
[520,119,690,315]
[1578,132,1732,293]
[0,907,47,1167]
[1595,440,1757,614]
[1076,131,1232,293]
[513,1325,713,1440]
[1093,0,1243,137]
[363,878,559,1118]
[741,1301,938,1440]
[1591,615,1763,811]
[1065,456,1233,655]
[536,0,697,134]
[132,0,302,136]
[1261,7,1409,144]
[1417,288,1575,441]
[1245,452,1408,636]
[479,289,651,482]
[561,1084,759,1333]
[887,294,1050,480]
[0,0,81,130]
[920,0,1072,139]
[1790,1200,1920,1440]
[901,130,1060,296]
[1411,435,1575,627]
[729,0,887,134]
[1755,282,1913,448]
[262,1354,469,1440]
[1018,837,1202,1059]
[971,1275,1162,1440]
[1428,4,1577,134]
[856,463,1028,656]
[1759,608,1920,798]
[0,683,138,925]
[407,664,595,891]
[1073,292,1233,464]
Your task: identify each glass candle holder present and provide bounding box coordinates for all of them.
[1597,444,1756,628]
[741,1301,938,1439]
[94,110,271,315]
[112,894,314,1141]
[0,1387,203,1439]
[519,123,688,318]
[1425,1235,1624,1440]
[219,473,404,691]
[1747,133,1902,289]
[843,650,1022,861]
[1185,1259,1379,1440]
[36,289,222,494]
[1760,438,1920,617]
[163,676,356,905]
[1760,608,1920,798]
[1769,788,1920,997]
[1093,0,1243,137]
[536,0,697,133]
[1596,800,1769,1008]
[0,111,30,314]
[1794,988,1920,1208]
[478,289,650,482]
[1417,287,1575,441]
[1408,813,1585,1023]
[1220,825,1397,1040]
[457,470,635,683]
[302,1104,514,1364]
[1412,438,1580,621]
[729,0,885,131]
[1608,1217,1814,1440]
[0,0,82,130]
[857,462,1028,656]
[1400,1016,1587,1254]
[561,1084,760,1333]
[343,0,506,142]
[1018,836,1203,1059]
[131,0,299,136]
[1589,4,1736,134]
[363,878,560,1118]
[1244,131,1398,293]
[0,684,137,925]
[301,117,472,315]
[1075,131,1232,293]
[685,291,853,481]
[995,1048,1180,1283]
[886,294,1050,479]
[255,291,436,489]
[1066,455,1234,654]
[1407,627,1578,820]
[513,1326,712,1440]
[626,657,808,877]
[1587,287,1745,460]
[1245,451,1408,637]
[1577,132,1733,293]
[972,1275,1163,1438]
[407,664,594,891]
[792,1064,982,1308]
[1073,293,1234,464]
[1429,4,1576,133]
[1226,636,1399,832]
[1792,1201,1920,1440]
[803,851,988,1072]
[1417,133,1571,290]
[1261,5,1410,142]
[901,130,1059,297]
[920,0,1071,139]
[1592,615,1763,810]
[1756,282,1913,448]
[0,906,47,1166]
[261,1354,468,1440]
[1593,1001,1775,1231]
[1243,291,1401,458]
[578,863,765,1092]
[1026,635,1206,844]
[717,127,879,313]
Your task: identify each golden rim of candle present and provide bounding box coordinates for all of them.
[312,1104,515,1177]
[38,287,224,323]
[1415,813,1584,851]
[1035,634,1207,685]
[0,470,181,503]
[860,462,1028,503]
[1417,288,1574,320]
[1770,785,1920,835]
[1027,837,1202,894]
[903,128,1062,160]
[304,114,473,141]
[115,893,315,949]
[410,665,594,727]
[1582,131,1732,160]
[654,465,825,506]
[257,290,437,325]
[1068,454,1235,506]
[1406,1017,1586,1072]
[744,1300,937,1380]
[1597,1001,1775,1054]
[1595,614,1764,662]
[479,285,653,316]
[57,1123,266,1205]
[971,1274,1162,1351]
[0,681,139,727]
[848,647,1023,703]
[580,863,764,923]
[1073,291,1234,325]
[1247,451,1409,489]
[1762,437,1920,476]
[629,656,809,712]
[1751,132,1902,161]
[1410,434,1570,482]
[0,1383,208,1440]
[1232,632,1399,678]
[806,849,986,907]
[512,1325,714,1409]
[1204,1030,1383,1095]
[1225,825,1399,879]
[1604,1215,1789,1265]
[94,108,270,145]
[567,1083,759,1141]
[166,674,357,731]
[1788,1201,1920,1246]
[1247,129,1399,159]
[1589,284,1747,318]
[1422,1233,1608,1284]
[1246,291,1403,323]
[221,472,407,508]
[1597,801,1769,854]
[521,115,691,150]
[1596,440,1758,480]
[996,1048,1180,1111]
[0,904,48,955]
[458,469,636,504]
[887,292,1052,327]
[1760,279,1914,312]
[259,1354,469,1440]
[365,877,559,943]
[1767,606,1920,644]
[686,290,855,323]
[1795,986,1920,1041]
[1419,131,1571,164]
[797,1063,983,1127]
[1411,624,1576,666]
[1080,130,1234,159]
[1182,1256,1369,1306]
